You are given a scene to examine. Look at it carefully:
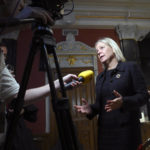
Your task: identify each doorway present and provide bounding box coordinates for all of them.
[58,67,98,150]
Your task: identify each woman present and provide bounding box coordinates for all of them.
[74,37,149,150]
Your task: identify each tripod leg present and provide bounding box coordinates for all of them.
[4,36,40,150]
[41,44,79,150]
[52,46,79,150]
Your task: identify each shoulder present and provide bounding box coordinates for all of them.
[0,51,5,73]
[0,67,20,100]
[96,70,105,83]
[120,61,137,67]
[119,61,139,70]
[119,61,144,78]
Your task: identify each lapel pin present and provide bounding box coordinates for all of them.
[116,74,121,78]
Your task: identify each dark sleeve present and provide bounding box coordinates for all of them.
[87,75,101,119]
[86,99,100,120]
[122,62,149,111]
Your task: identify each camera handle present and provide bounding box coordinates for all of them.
[4,25,79,150]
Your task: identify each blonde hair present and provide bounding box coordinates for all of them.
[95,37,126,62]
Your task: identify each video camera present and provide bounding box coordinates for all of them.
[31,0,68,21]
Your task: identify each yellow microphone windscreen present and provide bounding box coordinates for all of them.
[78,70,94,84]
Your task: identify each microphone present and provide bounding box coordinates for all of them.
[64,70,94,90]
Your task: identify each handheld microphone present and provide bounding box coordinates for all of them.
[64,70,94,90]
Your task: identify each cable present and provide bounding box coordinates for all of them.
[63,0,74,16]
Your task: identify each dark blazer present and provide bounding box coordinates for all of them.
[88,61,149,125]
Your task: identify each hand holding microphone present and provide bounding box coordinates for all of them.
[64,70,94,90]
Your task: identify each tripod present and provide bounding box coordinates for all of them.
[4,24,79,150]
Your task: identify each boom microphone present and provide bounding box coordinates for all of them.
[64,70,94,90]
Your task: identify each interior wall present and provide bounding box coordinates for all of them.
[53,28,120,73]
[138,34,150,87]
[16,28,120,134]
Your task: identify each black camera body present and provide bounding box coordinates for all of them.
[31,0,68,20]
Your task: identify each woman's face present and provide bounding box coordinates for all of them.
[95,41,115,64]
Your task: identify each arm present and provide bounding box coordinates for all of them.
[86,75,102,119]
[24,74,80,105]
[0,0,54,24]
[104,63,149,112]
[0,66,80,105]
[122,63,149,110]
[0,1,54,34]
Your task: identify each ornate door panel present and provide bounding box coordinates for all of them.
[45,30,98,150]
[61,67,97,150]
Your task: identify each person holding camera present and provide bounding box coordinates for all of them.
[0,0,54,26]
[0,0,81,149]
[0,0,80,113]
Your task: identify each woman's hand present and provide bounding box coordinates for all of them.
[105,90,123,112]
[74,98,92,115]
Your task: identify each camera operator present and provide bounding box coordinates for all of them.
[0,0,54,26]
[0,0,81,149]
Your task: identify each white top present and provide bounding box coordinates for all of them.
[0,52,20,146]
[0,50,5,74]
[0,67,19,101]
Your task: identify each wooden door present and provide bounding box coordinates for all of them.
[60,67,98,150]
[33,67,98,150]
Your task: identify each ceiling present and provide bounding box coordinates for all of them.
[55,0,150,29]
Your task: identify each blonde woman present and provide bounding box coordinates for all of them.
[74,37,149,150]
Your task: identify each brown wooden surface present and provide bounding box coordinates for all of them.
[141,122,150,143]
[62,67,97,150]
[33,67,97,150]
